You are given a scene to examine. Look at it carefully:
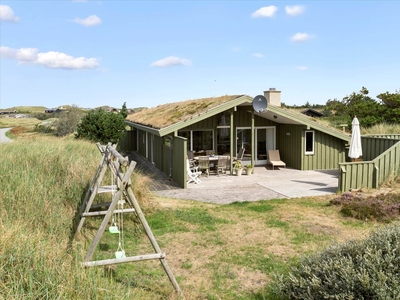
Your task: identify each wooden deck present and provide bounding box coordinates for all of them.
[128,151,181,191]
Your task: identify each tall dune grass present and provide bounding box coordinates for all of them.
[361,122,400,135]
[0,137,158,299]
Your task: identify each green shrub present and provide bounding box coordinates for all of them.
[75,108,126,144]
[271,223,400,299]
[33,112,52,120]
[54,106,84,136]
[35,123,54,133]
[330,192,400,222]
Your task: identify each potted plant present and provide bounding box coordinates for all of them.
[234,160,243,176]
[245,163,253,175]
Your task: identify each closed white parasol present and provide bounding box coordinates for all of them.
[348,116,362,160]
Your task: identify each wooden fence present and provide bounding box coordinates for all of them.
[338,137,400,192]
[117,130,135,153]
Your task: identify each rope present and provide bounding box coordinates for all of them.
[110,168,116,227]
[117,199,125,252]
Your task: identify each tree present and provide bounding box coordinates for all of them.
[325,98,346,115]
[120,102,129,119]
[342,87,384,127]
[54,105,83,136]
[377,89,400,123]
[75,108,126,144]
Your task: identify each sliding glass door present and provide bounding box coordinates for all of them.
[236,127,275,165]
[256,127,275,165]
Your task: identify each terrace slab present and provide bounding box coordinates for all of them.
[129,152,339,204]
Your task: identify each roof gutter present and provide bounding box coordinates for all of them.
[125,121,162,137]
[267,106,351,142]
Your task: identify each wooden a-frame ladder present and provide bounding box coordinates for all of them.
[75,143,181,294]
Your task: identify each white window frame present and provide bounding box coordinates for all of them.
[305,130,315,155]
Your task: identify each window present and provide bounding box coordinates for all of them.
[305,131,314,154]
[178,130,213,152]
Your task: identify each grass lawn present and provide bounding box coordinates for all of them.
[0,116,43,129]
[80,193,377,299]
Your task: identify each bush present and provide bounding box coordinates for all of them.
[330,192,400,222]
[35,123,54,133]
[75,108,126,144]
[33,112,52,120]
[271,223,400,299]
[54,106,84,136]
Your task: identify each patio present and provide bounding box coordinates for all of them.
[157,165,339,204]
[129,151,339,204]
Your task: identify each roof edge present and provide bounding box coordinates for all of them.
[268,106,350,141]
[158,95,252,136]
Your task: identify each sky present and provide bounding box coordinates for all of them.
[1,1,399,110]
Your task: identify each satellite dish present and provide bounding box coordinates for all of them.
[252,95,268,113]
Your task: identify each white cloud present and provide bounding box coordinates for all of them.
[36,51,98,69]
[232,46,241,52]
[0,46,38,61]
[251,6,278,18]
[290,32,314,42]
[296,66,308,71]
[0,46,99,69]
[285,5,305,16]
[0,5,19,22]
[73,15,101,26]
[150,56,192,67]
[253,53,264,58]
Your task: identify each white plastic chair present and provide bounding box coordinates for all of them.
[187,159,202,184]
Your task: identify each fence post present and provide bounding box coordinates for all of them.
[339,166,346,193]
[373,166,379,189]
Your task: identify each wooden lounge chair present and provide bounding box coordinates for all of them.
[267,150,286,170]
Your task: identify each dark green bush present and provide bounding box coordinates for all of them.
[35,123,54,133]
[330,192,400,222]
[271,223,400,299]
[33,112,52,120]
[75,108,126,144]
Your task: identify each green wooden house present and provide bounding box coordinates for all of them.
[125,89,351,188]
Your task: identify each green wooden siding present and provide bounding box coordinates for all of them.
[172,136,187,188]
[137,130,146,157]
[117,130,135,153]
[301,129,346,170]
[276,124,303,170]
[235,109,277,127]
[361,136,400,161]
[338,140,400,192]
[153,134,163,171]
[364,134,400,140]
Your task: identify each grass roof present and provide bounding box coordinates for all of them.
[126,95,243,129]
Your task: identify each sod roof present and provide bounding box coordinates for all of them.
[126,95,244,129]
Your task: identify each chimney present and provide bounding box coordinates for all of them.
[263,88,281,107]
